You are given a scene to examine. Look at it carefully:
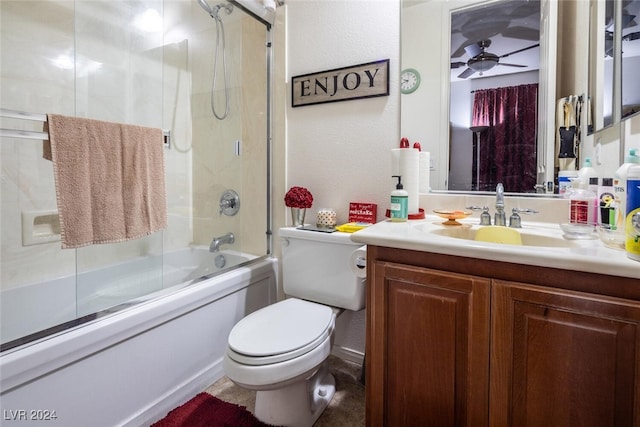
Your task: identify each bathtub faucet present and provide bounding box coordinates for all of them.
[209,232,235,252]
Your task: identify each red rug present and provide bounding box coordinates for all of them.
[152,393,276,427]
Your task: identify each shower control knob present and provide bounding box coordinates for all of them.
[219,189,240,216]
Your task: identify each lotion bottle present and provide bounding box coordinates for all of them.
[625,163,640,261]
[577,157,598,186]
[390,175,408,222]
[614,149,640,230]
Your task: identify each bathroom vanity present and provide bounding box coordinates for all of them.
[351,219,640,426]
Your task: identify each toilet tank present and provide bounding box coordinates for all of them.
[279,227,365,311]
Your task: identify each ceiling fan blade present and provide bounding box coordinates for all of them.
[464,43,482,58]
[501,26,540,41]
[499,63,528,68]
[499,43,540,59]
[457,67,476,79]
[623,31,640,41]
[451,61,466,69]
[451,41,474,58]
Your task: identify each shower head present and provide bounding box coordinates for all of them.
[198,0,214,15]
[198,0,233,18]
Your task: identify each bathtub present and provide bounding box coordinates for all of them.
[0,248,278,426]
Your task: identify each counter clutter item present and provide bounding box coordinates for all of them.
[298,225,336,233]
[559,223,597,240]
[335,223,371,233]
[316,208,337,228]
[433,209,472,226]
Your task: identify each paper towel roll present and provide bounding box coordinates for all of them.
[391,148,419,214]
[350,245,367,278]
[419,151,431,194]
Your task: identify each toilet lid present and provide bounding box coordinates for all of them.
[228,298,334,364]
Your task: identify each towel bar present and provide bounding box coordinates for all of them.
[1,108,47,122]
[1,108,170,145]
[1,108,48,140]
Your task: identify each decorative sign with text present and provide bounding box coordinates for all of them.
[291,59,389,108]
[349,202,377,224]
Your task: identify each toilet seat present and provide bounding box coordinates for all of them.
[227,298,334,366]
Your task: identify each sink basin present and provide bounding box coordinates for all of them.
[418,224,577,248]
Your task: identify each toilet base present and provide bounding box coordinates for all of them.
[254,362,336,427]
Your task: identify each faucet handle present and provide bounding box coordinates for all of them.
[509,208,539,228]
[479,206,491,225]
[513,208,539,215]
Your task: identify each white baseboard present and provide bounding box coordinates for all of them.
[331,345,364,365]
[122,358,226,427]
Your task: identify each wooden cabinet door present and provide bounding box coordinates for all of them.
[367,261,490,427]
[491,280,640,426]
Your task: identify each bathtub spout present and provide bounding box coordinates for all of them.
[209,232,235,252]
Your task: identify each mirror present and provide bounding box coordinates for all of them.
[588,0,615,132]
[400,0,640,196]
[621,0,640,121]
[449,0,542,193]
[589,0,640,134]
[401,0,556,194]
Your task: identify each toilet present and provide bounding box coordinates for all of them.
[223,227,366,427]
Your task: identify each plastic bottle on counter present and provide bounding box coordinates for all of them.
[598,178,617,230]
[568,178,597,226]
[588,177,599,228]
[625,163,640,261]
[577,157,598,186]
[558,170,578,196]
[614,149,640,230]
[390,175,408,222]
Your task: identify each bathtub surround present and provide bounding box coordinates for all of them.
[44,114,167,249]
[0,257,277,427]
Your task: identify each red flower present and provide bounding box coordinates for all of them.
[285,186,313,208]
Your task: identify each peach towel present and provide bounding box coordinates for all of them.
[44,114,167,249]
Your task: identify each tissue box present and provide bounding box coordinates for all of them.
[349,202,377,224]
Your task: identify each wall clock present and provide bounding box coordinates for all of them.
[400,68,420,94]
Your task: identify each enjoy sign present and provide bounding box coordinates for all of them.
[291,59,389,107]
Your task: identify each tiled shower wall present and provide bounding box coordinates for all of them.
[1,0,268,292]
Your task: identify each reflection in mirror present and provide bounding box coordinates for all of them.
[589,0,615,133]
[622,0,640,121]
[448,0,542,193]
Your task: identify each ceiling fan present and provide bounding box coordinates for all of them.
[604,9,639,57]
[451,39,539,79]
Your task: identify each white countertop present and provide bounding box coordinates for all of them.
[350,217,640,279]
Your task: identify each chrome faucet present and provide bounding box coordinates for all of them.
[209,232,235,252]
[494,183,506,226]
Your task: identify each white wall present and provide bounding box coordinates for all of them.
[285,0,400,226]
[284,0,400,361]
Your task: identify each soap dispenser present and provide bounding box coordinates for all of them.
[390,175,409,222]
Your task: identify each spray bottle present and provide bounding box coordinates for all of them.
[390,176,408,222]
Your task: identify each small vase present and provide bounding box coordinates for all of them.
[291,207,306,227]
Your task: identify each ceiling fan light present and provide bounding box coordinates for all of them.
[468,57,499,72]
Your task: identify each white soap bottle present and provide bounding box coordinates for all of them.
[390,175,408,222]
[577,157,598,186]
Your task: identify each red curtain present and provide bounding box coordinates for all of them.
[471,83,538,193]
